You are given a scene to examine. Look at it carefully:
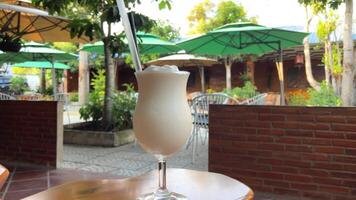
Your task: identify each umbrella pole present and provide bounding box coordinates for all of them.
[199,66,205,93]
[275,48,285,106]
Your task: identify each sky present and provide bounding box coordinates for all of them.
[133,0,350,37]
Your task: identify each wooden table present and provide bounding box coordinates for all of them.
[24,168,253,200]
[0,164,9,190]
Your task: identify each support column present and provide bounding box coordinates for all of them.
[63,70,68,93]
[225,56,232,90]
[78,47,90,105]
[199,66,205,93]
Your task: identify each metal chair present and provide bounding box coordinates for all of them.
[240,93,267,105]
[0,92,15,100]
[187,93,238,163]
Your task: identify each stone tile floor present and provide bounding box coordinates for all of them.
[1,140,311,200]
[60,141,309,200]
[61,139,208,178]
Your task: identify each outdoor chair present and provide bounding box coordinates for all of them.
[187,93,238,163]
[54,93,71,124]
[0,92,15,100]
[240,93,267,105]
[0,164,9,192]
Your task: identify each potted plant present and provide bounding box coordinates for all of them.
[64,70,137,146]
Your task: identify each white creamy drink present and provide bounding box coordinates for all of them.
[133,65,192,157]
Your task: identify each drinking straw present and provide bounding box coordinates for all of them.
[116,0,142,72]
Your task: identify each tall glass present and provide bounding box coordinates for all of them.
[133,66,192,200]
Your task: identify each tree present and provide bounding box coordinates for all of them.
[298,0,322,90]
[187,0,256,89]
[341,0,354,106]
[33,0,171,129]
[188,0,256,34]
[316,10,341,95]
[150,20,180,41]
[299,0,355,106]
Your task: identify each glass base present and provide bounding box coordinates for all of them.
[137,189,187,200]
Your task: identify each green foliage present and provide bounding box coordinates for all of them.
[289,94,308,106]
[79,71,137,130]
[331,44,342,74]
[307,81,342,106]
[316,10,338,41]
[223,81,259,100]
[239,73,251,82]
[188,0,256,34]
[12,67,40,75]
[322,44,343,75]
[150,20,180,41]
[298,0,342,9]
[69,92,79,102]
[9,76,29,95]
[33,0,170,55]
[52,42,78,53]
[44,85,53,96]
[79,70,105,124]
[112,84,136,130]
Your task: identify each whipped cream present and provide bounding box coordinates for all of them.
[144,65,179,73]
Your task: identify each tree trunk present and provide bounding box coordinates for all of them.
[304,6,320,90]
[102,39,115,129]
[324,42,331,85]
[78,46,90,105]
[40,68,46,94]
[51,67,57,97]
[341,0,354,106]
[225,56,232,90]
[329,42,338,93]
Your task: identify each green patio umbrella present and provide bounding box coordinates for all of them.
[0,42,77,95]
[177,22,309,105]
[12,61,70,69]
[81,32,180,54]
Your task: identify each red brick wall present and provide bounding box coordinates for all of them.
[66,70,79,93]
[209,105,356,200]
[0,101,62,167]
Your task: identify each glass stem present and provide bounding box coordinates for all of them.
[158,160,167,190]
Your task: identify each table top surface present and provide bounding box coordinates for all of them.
[24,168,253,200]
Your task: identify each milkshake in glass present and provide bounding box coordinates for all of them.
[133,65,192,199]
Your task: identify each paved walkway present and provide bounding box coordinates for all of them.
[61,138,208,178]
[63,103,84,125]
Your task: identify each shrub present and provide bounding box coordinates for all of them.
[112,84,136,130]
[289,93,308,106]
[206,88,216,94]
[44,85,53,96]
[69,92,79,102]
[223,81,259,100]
[287,89,309,106]
[79,70,137,130]
[9,76,29,95]
[79,70,105,125]
[307,81,342,106]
